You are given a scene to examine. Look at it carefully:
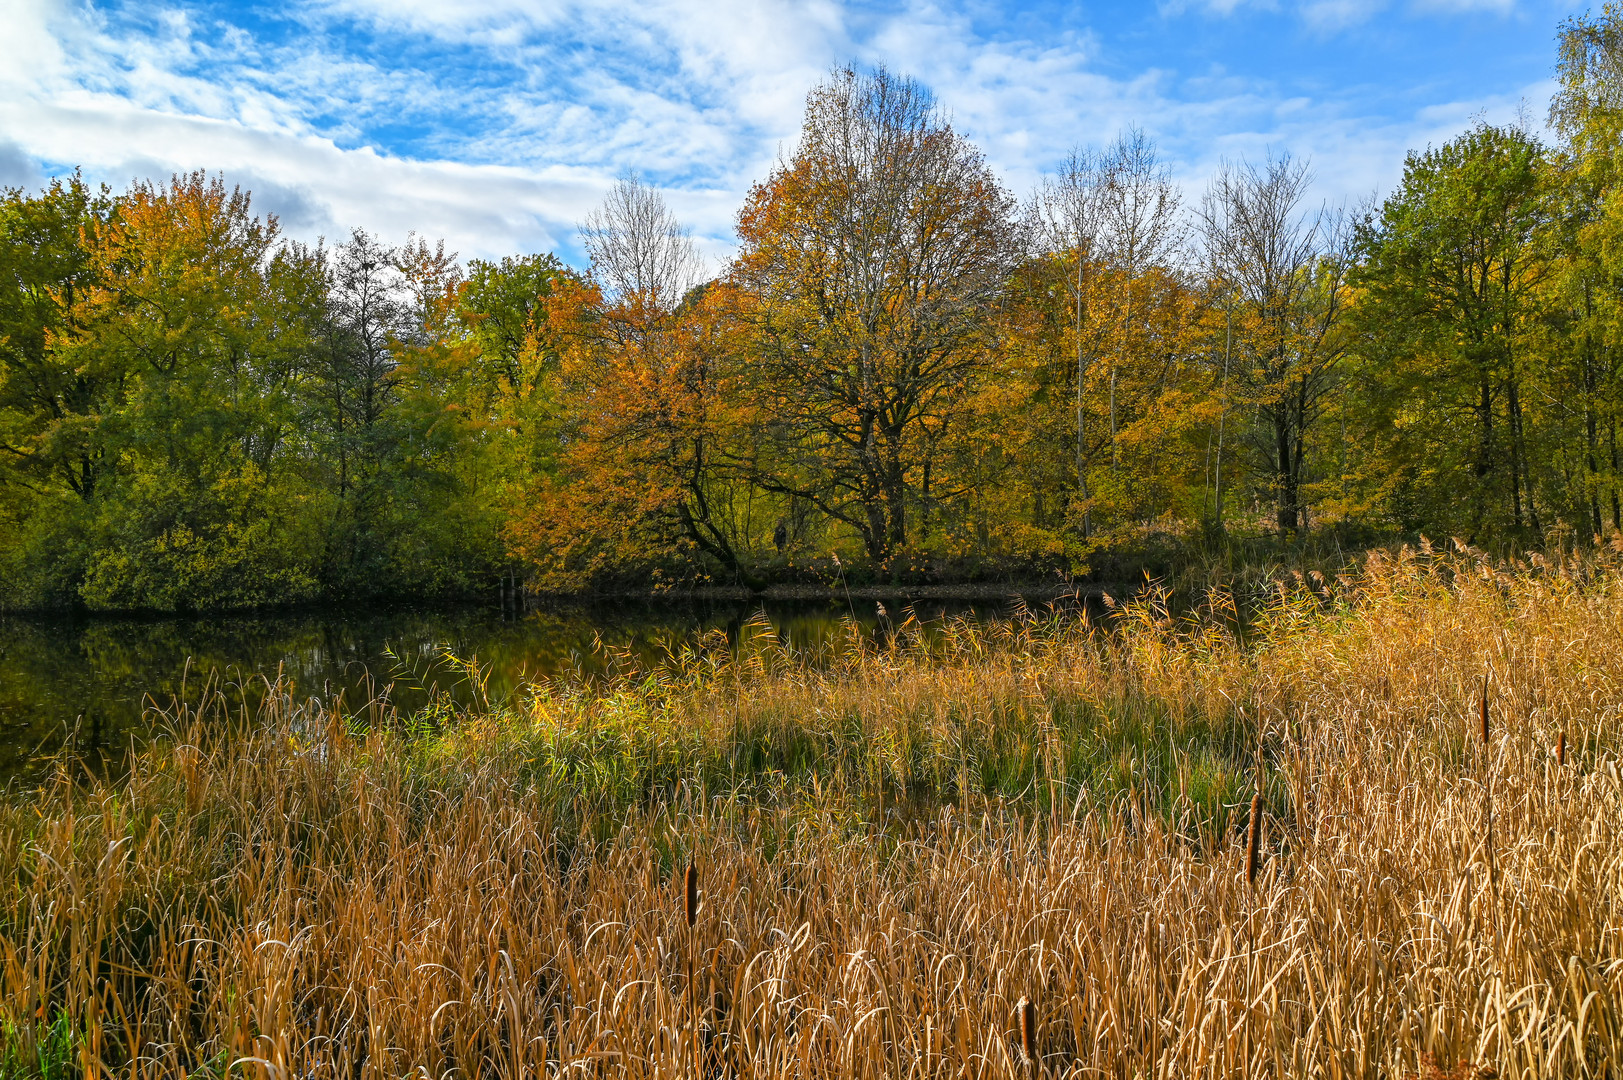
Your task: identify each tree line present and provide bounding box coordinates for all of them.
[5,14,1623,610]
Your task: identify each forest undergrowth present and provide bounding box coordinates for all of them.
[1,540,1621,1077]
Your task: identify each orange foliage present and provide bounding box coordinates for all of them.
[505,279,757,588]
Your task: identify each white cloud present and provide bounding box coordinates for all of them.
[0,141,43,190]
[0,0,1562,268]
[1413,0,1515,11]
[0,98,617,258]
[1162,0,1513,26]
[1301,0,1389,30]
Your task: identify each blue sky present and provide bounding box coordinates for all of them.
[0,0,1583,268]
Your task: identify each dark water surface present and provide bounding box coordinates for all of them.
[0,598,1005,782]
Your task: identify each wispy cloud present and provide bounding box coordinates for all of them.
[0,0,1569,264]
[1165,0,1523,25]
[1300,0,1390,30]
[1414,0,1516,11]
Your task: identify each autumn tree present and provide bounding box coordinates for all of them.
[0,176,116,602]
[16,33,1623,610]
[1030,148,1104,534]
[38,173,326,608]
[1200,156,1349,536]
[734,66,1021,563]
[1076,133,1201,539]
[509,178,757,587]
[1096,131,1185,473]
[1352,126,1549,543]
[1023,132,1199,555]
[1547,6,1623,533]
[0,175,112,506]
[453,253,577,551]
[460,254,570,404]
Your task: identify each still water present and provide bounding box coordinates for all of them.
[0,598,1003,782]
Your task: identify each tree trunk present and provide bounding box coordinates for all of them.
[1585,339,1602,534]
[1275,412,1299,534]
[1507,366,1526,532]
[881,436,908,561]
[1610,419,1621,531]
[1471,371,1495,541]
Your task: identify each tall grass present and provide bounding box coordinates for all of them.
[2,541,1621,1077]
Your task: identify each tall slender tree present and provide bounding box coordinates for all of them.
[1201,156,1349,536]
[1352,125,1549,543]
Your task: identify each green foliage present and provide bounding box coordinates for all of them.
[461,252,568,387]
[0,174,113,505]
[0,1010,78,1080]
[77,465,321,611]
[0,177,555,610]
[1349,122,1552,543]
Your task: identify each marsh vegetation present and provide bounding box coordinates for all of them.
[1,543,1619,1077]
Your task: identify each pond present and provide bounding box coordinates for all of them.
[0,597,1019,783]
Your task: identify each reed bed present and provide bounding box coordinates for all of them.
[2,542,1622,1078]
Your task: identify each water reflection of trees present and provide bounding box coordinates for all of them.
[0,599,1010,780]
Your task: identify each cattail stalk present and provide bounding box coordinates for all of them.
[1245,787,1263,886]
[684,860,700,1075]
[684,861,700,928]
[1017,995,1037,1067]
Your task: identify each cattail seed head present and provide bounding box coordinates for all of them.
[1016,995,1036,1064]
[684,861,699,928]
[1479,674,1490,746]
[1245,788,1263,886]
[1557,730,1566,768]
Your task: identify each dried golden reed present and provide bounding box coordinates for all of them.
[1,544,1620,1078]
